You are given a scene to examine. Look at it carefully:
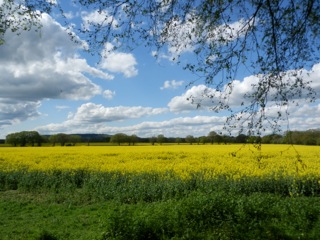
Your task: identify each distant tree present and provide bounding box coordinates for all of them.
[199,136,208,145]
[16,131,28,146]
[130,134,138,145]
[25,131,42,146]
[53,133,69,146]
[185,135,195,145]
[282,131,292,144]
[283,130,320,146]
[305,137,317,146]
[110,133,128,146]
[149,136,157,146]
[208,131,218,144]
[5,131,42,146]
[214,134,223,145]
[175,137,182,145]
[208,131,224,144]
[5,133,19,146]
[221,135,234,144]
[69,135,81,146]
[304,130,320,145]
[235,134,248,143]
[261,134,283,144]
[49,134,58,146]
[247,136,261,144]
[40,135,49,144]
[157,134,166,145]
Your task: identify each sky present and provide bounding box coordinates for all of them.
[0,1,320,139]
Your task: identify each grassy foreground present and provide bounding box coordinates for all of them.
[1,170,320,239]
[1,145,320,239]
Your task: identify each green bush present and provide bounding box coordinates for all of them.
[103,192,320,239]
[1,170,320,201]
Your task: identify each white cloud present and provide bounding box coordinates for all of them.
[160,80,184,90]
[0,13,113,101]
[46,0,57,4]
[286,103,320,130]
[63,11,74,19]
[168,85,220,112]
[303,63,320,92]
[158,13,199,60]
[0,12,114,127]
[34,100,320,137]
[0,99,41,127]
[103,90,116,99]
[68,103,167,123]
[36,103,169,134]
[168,62,320,113]
[36,112,226,137]
[157,14,254,61]
[265,103,320,133]
[81,10,118,30]
[226,75,260,106]
[206,18,254,43]
[109,115,227,137]
[100,42,138,78]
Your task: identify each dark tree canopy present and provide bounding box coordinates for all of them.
[110,133,129,145]
[2,0,320,135]
[6,131,42,146]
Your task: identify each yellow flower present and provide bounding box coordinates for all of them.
[0,144,319,180]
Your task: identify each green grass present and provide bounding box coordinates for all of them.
[1,170,320,239]
[0,191,115,240]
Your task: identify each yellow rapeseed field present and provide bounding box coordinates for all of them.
[0,144,319,179]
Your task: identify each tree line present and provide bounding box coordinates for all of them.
[5,132,82,147]
[4,129,320,147]
[110,131,320,146]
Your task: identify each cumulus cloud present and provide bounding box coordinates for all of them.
[0,100,41,128]
[206,18,255,43]
[103,90,116,100]
[35,100,320,137]
[168,85,220,112]
[0,12,113,126]
[285,103,320,130]
[229,102,320,135]
[109,115,227,137]
[36,112,226,137]
[36,103,169,134]
[172,103,320,136]
[302,63,320,92]
[32,60,320,137]
[160,80,184,90]
[82,9,118,31]
[0,13,112,99]
[168,62,320,113]
[157,14,253,61]
[69,103,167,123]
[157,13,199,60]
[100,42,138,77]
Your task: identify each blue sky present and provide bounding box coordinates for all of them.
[0,1,320,139]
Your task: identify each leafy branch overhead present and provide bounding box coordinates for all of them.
[1,0,319,135]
